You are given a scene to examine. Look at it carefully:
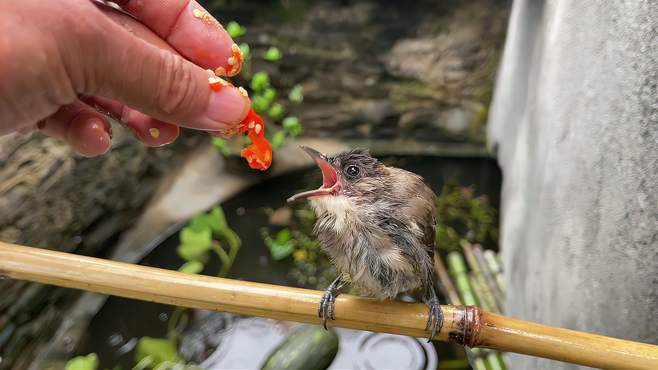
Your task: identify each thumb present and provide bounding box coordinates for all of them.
[70,13,250,131]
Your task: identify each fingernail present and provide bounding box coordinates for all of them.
[144,124,180,147]
[70,118,111,157]
[204,87,250,128]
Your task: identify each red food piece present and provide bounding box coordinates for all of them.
[207,78,273,171]
[209,76,233,91]
[238,108,272,171]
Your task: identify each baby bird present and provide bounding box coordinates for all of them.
[287,147,443,340]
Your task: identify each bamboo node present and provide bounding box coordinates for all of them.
[448,305,482,347]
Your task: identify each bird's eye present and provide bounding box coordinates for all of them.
[345,165,360,178]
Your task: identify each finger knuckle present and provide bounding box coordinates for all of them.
[154,51,197,115]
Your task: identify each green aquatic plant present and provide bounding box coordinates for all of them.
[282,116,303,137]
[288,85,304,103]
[250,71,271,93]
[126,206,241,370]
[262,228,296,260]
[176,206,241,281]
[226,21,246,38]
[65,353,98,370]
[210,21,304,158]
[263,46,283,61]
[134,337,180,368]
[267,103,285,120]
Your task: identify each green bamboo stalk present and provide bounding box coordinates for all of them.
[462,242,500,313]
[472,357,487,370]
[483,249,506,297]
[447,252,477,306]
[459,246,509,370]
[486,352,505,370]
[472,244,505,312]
[468,273,492,312]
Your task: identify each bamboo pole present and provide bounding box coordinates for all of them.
[1,242,657,370]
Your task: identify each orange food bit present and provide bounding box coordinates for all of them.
[238,108,272,171]
[208,75,233,91]
[226,44,243,76]
[207,78,273,171]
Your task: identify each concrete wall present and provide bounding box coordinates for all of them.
[488,1,657,369]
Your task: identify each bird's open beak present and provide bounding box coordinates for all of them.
[287,146,340,202]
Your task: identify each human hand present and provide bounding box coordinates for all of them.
[0,0,250,156]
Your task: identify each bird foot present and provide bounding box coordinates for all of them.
[318,287,340,330]
[425,297,444,342]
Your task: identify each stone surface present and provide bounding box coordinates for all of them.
[488,1,657,369]
[214,0,510,144]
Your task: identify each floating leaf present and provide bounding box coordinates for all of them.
[177,243,210,263]
[282,116,303,137]
[263,47,282,61]
[135,337,180,367]
[180,225,212,246]
[250,71,270,92]
[264,229,296,260]
[268,103,285,120]
[226,21,246,38]
[288,85,304,103]
[177,226,212,262]
[209,207,228,232]
[179,261,204,274]
[65,353,98,370]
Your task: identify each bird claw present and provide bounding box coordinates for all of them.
[318,289,338,330]
[425,298,443,342]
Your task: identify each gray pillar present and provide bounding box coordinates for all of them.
[487,1,658,369]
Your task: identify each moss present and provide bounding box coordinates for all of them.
[388,79,437,111]
[435,181,499,252]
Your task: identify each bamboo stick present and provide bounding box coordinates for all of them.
[1,242,657,370]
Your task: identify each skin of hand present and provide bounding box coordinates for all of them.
[0,0,251,156]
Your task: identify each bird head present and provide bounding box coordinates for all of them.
[287,147,388,206]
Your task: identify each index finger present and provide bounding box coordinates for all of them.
[118,0,242,76]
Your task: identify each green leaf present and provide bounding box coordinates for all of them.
[177,226,212,262]
[282,117,303,137]
[226,21,246,38]
[250,71,270,92]
[209,207,228,232]
[239,43,251,60]
[251,94,271,113]
[262,47,282,61]
[65,353,98,370]
[264,229,296,260]
[267,103,285,120]
[135,337,179,367]
[180,226,212,247]
[177,243,210,263]
[211,137,230,156]
[276,228,292,243]
[179,261,204,274]
[262,88,277,103]
[288,85,304,103]
[271,131,286,149]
